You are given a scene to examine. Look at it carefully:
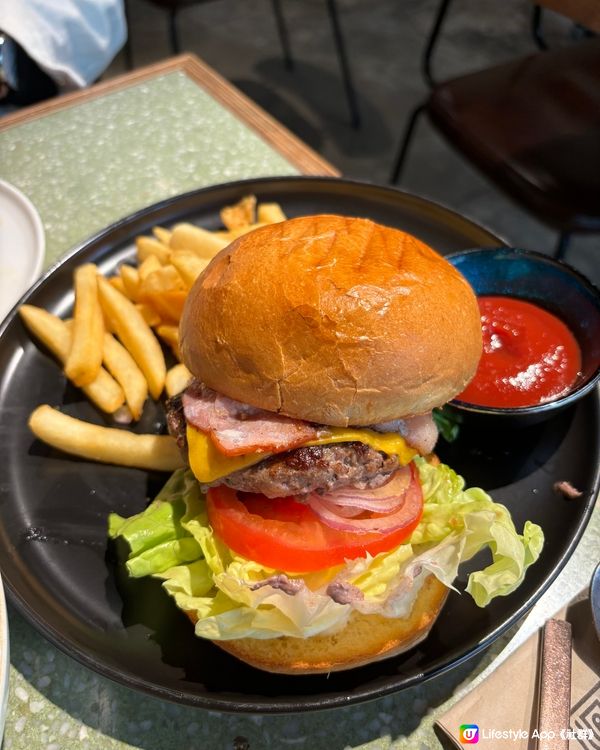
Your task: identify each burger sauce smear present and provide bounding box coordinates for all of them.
[458,296,581,408]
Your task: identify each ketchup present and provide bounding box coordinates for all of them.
[458,296,582,408]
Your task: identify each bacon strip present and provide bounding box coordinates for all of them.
[182,381,319,456]
[371,413,438,455]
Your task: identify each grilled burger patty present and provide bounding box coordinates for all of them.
[166,393,189,453]
[166,394,400,498]
[213,443,400,498]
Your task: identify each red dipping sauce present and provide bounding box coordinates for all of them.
[458,296,582,408]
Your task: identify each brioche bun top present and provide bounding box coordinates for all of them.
[179,215,482,426]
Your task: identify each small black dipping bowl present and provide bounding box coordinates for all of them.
[446,247,600,427]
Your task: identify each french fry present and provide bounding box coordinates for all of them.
[103,333,148,420]
[165,363,192,398]
[258,202,287,224]
[109,276,127,295]
[156,324,181,361]
[23,197,293,472]
[152,226,172,245]
[224,222,267,241]
[84,371,125,415]
[64,264,104,387]
[29,406,183,472]
[136,236,171,265]
[170,249,209,287]
[220,195,256,230]
[119,265,140,301]
[169,223,229,259]
[19,305,124,413]
[64,320,145,419]
[97,276,166,400]
[135,303,161,328]
[19,305,73,364]
[138,266,187,323]
[138,254,162,281]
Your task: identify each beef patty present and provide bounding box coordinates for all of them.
[166,394,400,498]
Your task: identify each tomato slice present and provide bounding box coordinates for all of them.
[206,465,423,572]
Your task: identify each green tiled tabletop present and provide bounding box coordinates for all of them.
[0,69,298,271]
[0,62,597,750]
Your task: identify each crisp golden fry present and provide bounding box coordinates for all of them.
[170,249,209,287]
[220,195,257,230]
[139,266,186,323]
[225,222,267,241]
[20,305,124,413]
[156,324,181,361]
[64,264,104,387]
[63,319,143,420]
[135,303,161,327]
[155,324,179,345]
[109,276,127,294]
[136,236,171,265]
[257,202,287,224]
[21,304,75,359]
[138,254,162,281]
[97,276,166,400]
[103,333,148,420]
[165,363,192,398]
[119,265,140,301]
[86,370,124,418]
[22,199,298,473]
[29,405,184,471]
[152,226,172,245]
[169,223,229,259]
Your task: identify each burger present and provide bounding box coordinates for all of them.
[109,215,543,673]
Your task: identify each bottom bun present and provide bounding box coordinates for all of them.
[189,574,449,674]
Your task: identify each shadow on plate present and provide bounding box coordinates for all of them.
[8,591,495,750]
[437,405,575,490]
[108,538,450,699]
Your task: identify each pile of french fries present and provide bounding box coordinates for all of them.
[22,196,287,472]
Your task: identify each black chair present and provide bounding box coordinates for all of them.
[390,0,600,259]
[124,0,360,127]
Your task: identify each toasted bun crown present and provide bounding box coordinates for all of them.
[180,215,482,425]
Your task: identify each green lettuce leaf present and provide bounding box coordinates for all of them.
[108,460,544,639]
[432,406,463,443]
[413,458,544,606]
[109,470,202,577]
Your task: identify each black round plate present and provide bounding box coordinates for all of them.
[0,176,597,713]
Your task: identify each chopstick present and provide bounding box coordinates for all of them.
[536,619,572,750]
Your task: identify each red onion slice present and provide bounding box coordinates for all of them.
[324,466,412,510]
[316,498,365,518]
[318,493,404,514]
[306,464,423,534]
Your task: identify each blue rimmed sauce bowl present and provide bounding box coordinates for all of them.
[445,247,600,427]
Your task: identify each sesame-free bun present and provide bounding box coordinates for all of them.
[179,215,482,426]
[190,575,448,674]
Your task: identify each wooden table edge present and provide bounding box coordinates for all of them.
[0,54,339,178]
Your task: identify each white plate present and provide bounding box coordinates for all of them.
[0,180,45,322]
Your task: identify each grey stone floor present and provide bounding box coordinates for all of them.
[1,1,595,284]
[109,0,599,286]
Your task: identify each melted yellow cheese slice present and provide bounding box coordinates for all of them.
[187,425,417,484]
